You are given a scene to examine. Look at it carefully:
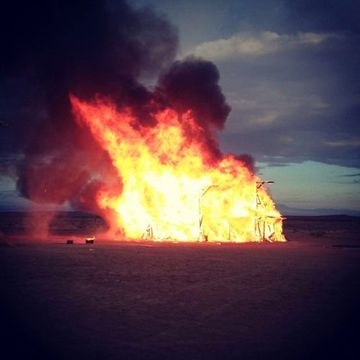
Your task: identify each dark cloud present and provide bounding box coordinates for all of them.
[144,0,360,47]
[224,0,360,35]
[285,0,360,34]
[340,173,360,178]
[216,30,360,168]
[335,173,360,184]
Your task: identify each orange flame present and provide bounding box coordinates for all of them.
[71,95,285,242]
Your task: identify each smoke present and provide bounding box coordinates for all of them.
[158,57,230,130]
[1,0,177,207]
[0,0,246,234]
[157,57,231,159]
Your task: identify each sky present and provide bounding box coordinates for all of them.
[133,0,360,213]
[0,0,359,214]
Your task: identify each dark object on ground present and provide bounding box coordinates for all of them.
[66,239,74,244]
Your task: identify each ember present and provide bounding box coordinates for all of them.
[71,96,285,242]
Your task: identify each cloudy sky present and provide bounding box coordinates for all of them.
[134,0,360,213]
[1,0,359,214]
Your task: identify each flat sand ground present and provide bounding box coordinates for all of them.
[1,215,360,360]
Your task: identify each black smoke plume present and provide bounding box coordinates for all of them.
[0,0,177,211]
[157,57,231,159]
[0,0,238,227]
[158,57,230,130]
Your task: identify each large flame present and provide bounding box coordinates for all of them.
[71,95,285,242]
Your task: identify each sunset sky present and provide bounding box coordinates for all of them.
[0,0,359,214]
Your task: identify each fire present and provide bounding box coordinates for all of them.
[71,95,285,242]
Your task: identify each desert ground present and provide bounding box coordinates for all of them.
[1,212,359,359]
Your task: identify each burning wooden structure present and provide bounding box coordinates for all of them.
[71,96,286,243]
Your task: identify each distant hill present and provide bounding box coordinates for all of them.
[277,204,360,217]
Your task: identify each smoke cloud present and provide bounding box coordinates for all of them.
[158,57,230,130]
[1,0,177,209]
[157,57,231,159]
[0,0,241,228]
